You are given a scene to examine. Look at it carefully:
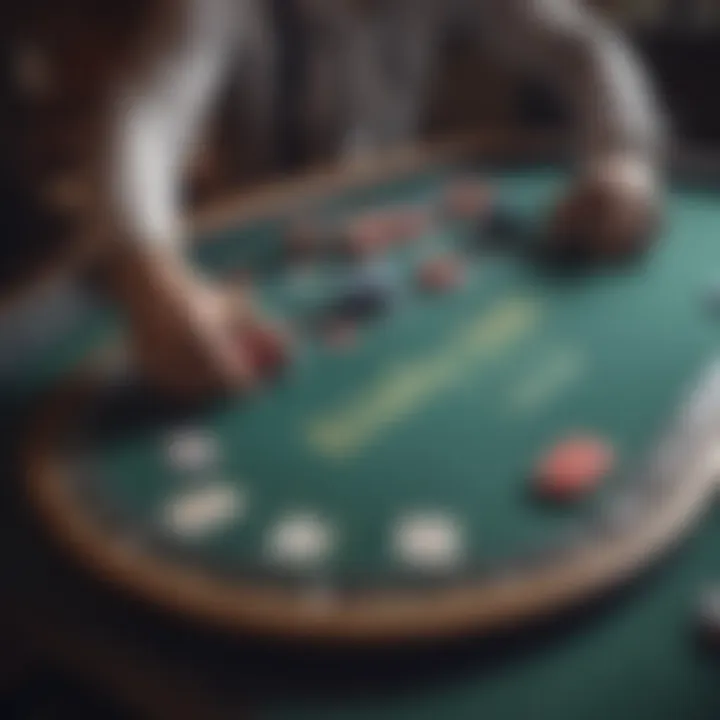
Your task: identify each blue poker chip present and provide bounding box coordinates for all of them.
[332,262,399,320]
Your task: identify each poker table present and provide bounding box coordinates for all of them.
[4,137,720,719]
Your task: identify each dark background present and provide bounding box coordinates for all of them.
[640,31,720,146]
[3,5,720,292]
[517,20,720,149]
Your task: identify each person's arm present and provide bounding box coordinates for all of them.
[477,0,666,254]
[481,0,665,173]
[97,0,269,398]
[106,0,238,255]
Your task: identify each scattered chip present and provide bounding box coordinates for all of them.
[535,436,614,501]
[393,512,465,571]
[162,483,246,538]
[333,265,396,320]
[165,429,219,472]
[339,206,430,260]
[444,179,494,220]
[266,512,335,568]
[344,214,393,260]
[417,255,466,293]
[385,206,430,245]
[334,286,390,320]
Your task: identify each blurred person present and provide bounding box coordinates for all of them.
[5,0,664,400]
[291,0,443,162]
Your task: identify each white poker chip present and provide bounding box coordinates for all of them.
[266,512,335,568]
[392,512,465,571]
[164,429,219,472]
[162,483,246,538]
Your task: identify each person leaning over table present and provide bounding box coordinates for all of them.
[10,0,665,401]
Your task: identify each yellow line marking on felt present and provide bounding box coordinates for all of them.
[307,296,543,460]
[509,348,585,415]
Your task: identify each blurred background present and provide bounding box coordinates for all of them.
[3,0,720,291]
[3,0,720,716]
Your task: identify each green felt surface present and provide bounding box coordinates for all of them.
[8,161,720,720]
[60,166,720,590]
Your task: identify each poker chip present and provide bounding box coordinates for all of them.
[393,512,465,571]
[334,285,389,320]
[344,214,393,260]
[444,179,494,220]
[341,206,430,260]
[266,512,336,568]
[162,483,246,538]
[165,429,219,472]
[417,255,466,293]
[385,206,429,245]
[535,435,614,501]
[333,265,396,321]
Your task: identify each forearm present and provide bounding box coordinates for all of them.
[103,0,238,257]
[480,0,667,172]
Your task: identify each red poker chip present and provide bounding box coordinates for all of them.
[535,436,614,501]
[444,180,494,220]
[417,255,466,293]
[345,215,392,259]
[385,207,429,245]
